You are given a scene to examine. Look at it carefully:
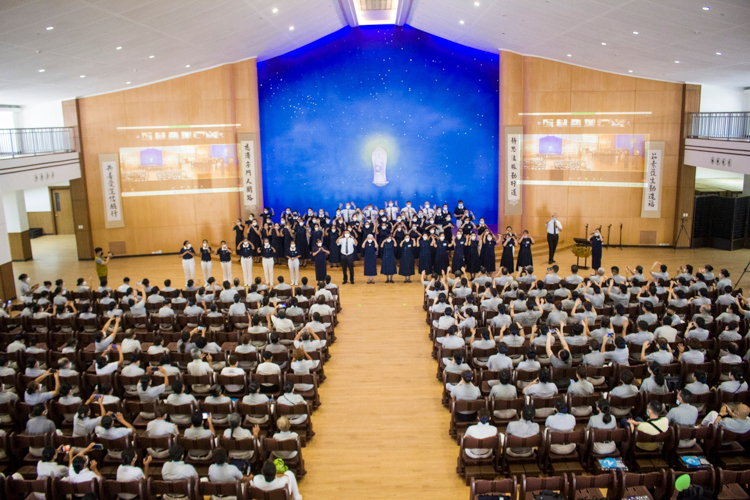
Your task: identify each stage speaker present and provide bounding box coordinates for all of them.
[692,195,749,251]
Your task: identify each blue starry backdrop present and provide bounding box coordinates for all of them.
[257,25,499,223]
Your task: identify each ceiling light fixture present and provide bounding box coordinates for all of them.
[46,26,53,30]
[567,54,572,57]
[289,26,294,30]
[474,1,480,5]
[272,7,278,13]
[116,46,122,50]
[675,60,680,63]
[186,64,191,68]
[149,55,155,58]
[601,42,607,45]
[702,6,710,10]
[628,70,633,73]
[80,75,85,78]
[126,81,131,84]
[716,52,722,55]
[459,20,465,24]
[633,31,639,34]
[38,69,45,72]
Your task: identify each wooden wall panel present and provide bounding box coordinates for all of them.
[499,52,686,246]
[28,212,55,234]
[78,60,262,256]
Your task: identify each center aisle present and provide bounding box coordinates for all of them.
[301,277,468,499]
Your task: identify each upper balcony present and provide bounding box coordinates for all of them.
[0,127,81,193]
[684,112,750,176]
[0,127,76,159]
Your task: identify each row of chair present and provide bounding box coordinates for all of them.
[470,468,750,500]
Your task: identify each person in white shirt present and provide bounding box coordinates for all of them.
[463,409,498,459]
[117,448,151,500]
[293,326,325,351]
[256,351,281,392]
[268,306,295,333]
[144,403,179,458]
[94,316,120,352]
[95,412,135,459]
[38,446,69,484]
[120,329,142,355]
[95,343,124,375]
[73,397,105,437]
[271,416,299,460]
[545,214,562,264]
[184,411,216,459]
[166,380,198,425]
[187,348,215,394]
[309,294,333,316]
[208,448,244,485]
[220,355,246,393]
[162,445,198,482]
[67,444,103,485]
[251,460,302,500]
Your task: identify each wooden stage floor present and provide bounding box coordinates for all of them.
[13,235,750,500]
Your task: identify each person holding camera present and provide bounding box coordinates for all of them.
[94,247,113,287]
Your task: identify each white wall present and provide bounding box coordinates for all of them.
[15,101,64,128]
[0,111,16,128]
[24,187,51,212]
[700,85,746,112]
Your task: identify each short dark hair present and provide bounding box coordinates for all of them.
[169,444,185,461]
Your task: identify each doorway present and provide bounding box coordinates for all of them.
[50,188,74,234]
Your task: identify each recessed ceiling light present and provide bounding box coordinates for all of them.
[186,64,191,68]
[702,6,710,10]
[80,75,85,78]
[628,70,633,73]
[716,52,722,55]
[272,7,278,13]
[46,26,53,30]
[474,1,480,6]
[675,60,680,63]
[567,54,572,57]
[601,42,607,45]
[289,26,294,30]
[126,81,131,84]
[633,31,639,34]
[149,55,155,58]
[116,46,122,50]
[38,69,45,72]
[459,20,465,24]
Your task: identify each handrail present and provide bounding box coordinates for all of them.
[687,112,750,141]
[0,127,75,158]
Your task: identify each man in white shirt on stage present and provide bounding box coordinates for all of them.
[545,214,563,264]
[337,230,358,285]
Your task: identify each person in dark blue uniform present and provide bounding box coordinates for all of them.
[217,241,233,284]
[418,233,433,275]
[199,239,213,283]
[480,232,497,273]
[433,233,450,275]
[500,227,516,274]
[328,226,341,268]
[466,233,481,278]
[452,232,466,273]
[233,219,245,254]
[399,234,415,282]
[362,234,379,284]
[286,241,301,286]
[380,235,397,283]
[590,228,603,271]
[295,221,310,267]
[246,218,262,263]
[516,231,534,270]
[393,221,406,260]
[311,239,330,283]
[179,241,196,285]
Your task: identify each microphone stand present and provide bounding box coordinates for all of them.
[619,223,623,250]
[606,224,612,249]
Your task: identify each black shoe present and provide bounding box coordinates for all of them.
[351,281,355,285]
[343,280,348,284]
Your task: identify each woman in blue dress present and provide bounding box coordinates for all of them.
[233,218,245,251]
[466,233,481,278]
[590,228,603,271]
[480,232,498,273]
[500,228,516,273]
[399,234,415,282]
[246,219,262,263]
[362,234,379,284]
[295,222,310,267]
[311,239,330,282]
[377,222,391,257]
[433,234,450,275]
[328,227,341,268]
[516,231,534,269]
[452,232,466,273]
[418,233,433,275]
[380,235,397,283]
[393,223,406,260]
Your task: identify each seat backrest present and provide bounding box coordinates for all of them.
[5,477,52,500]
[570,472,616,500]
[520,473,567,499]
[470,478,517,500]
[262,437,300,453]
[247,484,290,500]
[200,481,242,498]
[461,435,500,451]
[148,478,194,499]
[101,479,145,500]
[54,477,99,497]
[134,433,172,451]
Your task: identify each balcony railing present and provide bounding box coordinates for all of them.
[688,112,750,141]
[0,127,75,158]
